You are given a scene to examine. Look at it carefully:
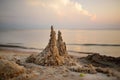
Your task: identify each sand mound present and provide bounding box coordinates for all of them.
[0,59,25,80]
[86,54,120,67]
[10,72,39,80]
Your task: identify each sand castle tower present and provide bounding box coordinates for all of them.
[34,26,64,66]
[57,30,68,56]
[26,26,76,66]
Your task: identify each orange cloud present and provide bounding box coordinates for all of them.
[91,14,97,21]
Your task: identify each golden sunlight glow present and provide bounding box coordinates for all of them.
[27,0,96,21]
[91,14,97,21]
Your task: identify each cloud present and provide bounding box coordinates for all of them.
[26,0,96,21]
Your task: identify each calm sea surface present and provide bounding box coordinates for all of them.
[0,29,120,57]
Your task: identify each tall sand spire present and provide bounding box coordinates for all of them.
[57,30,68,56]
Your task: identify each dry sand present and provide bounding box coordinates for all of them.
[0,47,119,80]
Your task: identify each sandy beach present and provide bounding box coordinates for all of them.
[0,46,119,80]
[0,27,120,80]
[1,0,120,79]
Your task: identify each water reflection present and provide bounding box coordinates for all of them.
[0,29,120,57]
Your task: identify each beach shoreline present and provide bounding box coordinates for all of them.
[0,45,119,80]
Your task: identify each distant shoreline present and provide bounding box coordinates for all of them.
[0,43,120,57]
[0,44,42,50]
[67,43,120,47]
[0,44,97,55]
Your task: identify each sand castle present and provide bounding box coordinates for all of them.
[26,26,76,66]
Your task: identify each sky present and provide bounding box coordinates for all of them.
[0,0,120,29]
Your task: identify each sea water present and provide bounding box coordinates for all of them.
[0,29,120,57]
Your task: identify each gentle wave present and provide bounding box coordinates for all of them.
[67,43,120,47]
[0,44,98,55]
[0,44,43,50]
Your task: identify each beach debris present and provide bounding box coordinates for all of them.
[26,26,76,66]
[79,73,85,77]
[69,64,97,74]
